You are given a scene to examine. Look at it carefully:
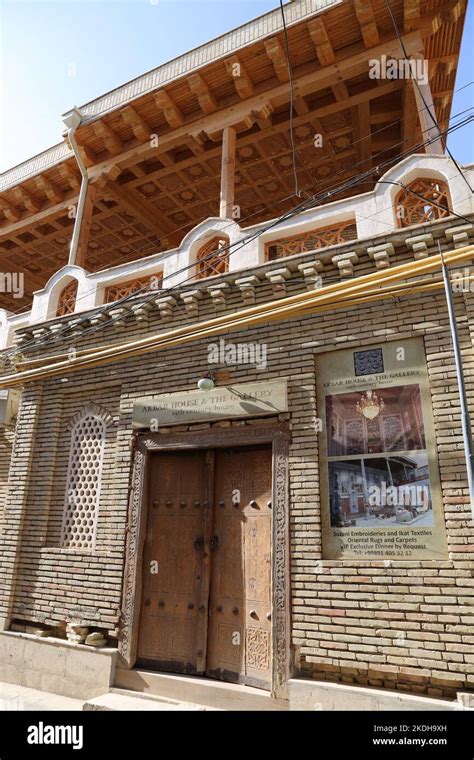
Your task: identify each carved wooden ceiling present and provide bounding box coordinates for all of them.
[0,0,466,310]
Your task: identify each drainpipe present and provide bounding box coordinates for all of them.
[62,107,88,266]
[439,243,474,524]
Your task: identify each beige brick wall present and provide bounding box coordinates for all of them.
[1,227,473,697]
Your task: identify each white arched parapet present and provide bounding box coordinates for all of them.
[164,218,244,287]
[356,154,472,239]
[29,265,90,325]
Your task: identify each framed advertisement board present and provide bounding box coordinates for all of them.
[316,338,447,560]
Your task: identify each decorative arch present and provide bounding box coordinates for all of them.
[395,177,452,228]
[56,279,78,317]
[61,403,112,550]
[196,235,230,279]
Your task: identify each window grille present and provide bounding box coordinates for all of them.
[196,236,229,278]
[396,178,451,227]
[61,411,106,549]
[265,220,357,261]
[104,272,163,303]
[56,280,78,317]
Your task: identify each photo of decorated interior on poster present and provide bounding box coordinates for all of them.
[328,453,433,529]
[316,338,447,559]
[326,384,425,456]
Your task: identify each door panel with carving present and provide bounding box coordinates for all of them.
[206,446,272,690]
[137,450,213,673]
[137,445,272,690]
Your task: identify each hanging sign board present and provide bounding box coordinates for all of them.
[316,338,447,560]
[133,379,287,427]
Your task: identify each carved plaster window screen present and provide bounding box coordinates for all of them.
[105,272,163,303]
[60,411,106,549]
[56,280,78,317]
[196,236,230,279]
[396,178,452,227]
[265,220,357,261]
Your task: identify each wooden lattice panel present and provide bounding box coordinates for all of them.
[61,413,106,550]
[265,219,357,261]
[56,280,78,317]
[196,236,229,279]
[104,271,163,303]
[396,178,452,228]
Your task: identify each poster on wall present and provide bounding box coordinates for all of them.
[316,338,447,560]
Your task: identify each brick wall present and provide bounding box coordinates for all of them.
[1,226,473,697]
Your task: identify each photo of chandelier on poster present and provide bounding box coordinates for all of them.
[316,338,447,560]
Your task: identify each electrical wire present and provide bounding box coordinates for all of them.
[279,0,300,197]
[4,114,473,360]
[3,87,473,323]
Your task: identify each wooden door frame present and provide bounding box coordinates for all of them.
[118,421,292,699]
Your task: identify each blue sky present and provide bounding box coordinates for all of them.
[0,0,472,173]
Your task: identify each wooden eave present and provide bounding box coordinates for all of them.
[0,0,467,310]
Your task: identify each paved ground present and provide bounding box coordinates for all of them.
[0,682,83,711]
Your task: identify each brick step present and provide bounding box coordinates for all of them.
[114,668,288,711]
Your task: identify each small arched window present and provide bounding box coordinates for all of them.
[396,178,451,228]
[61,408,107,549]
[196,236,229,279]
[56,280,78,317]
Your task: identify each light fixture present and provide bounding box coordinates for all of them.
[197,371,216,391]
[356,389,384,420]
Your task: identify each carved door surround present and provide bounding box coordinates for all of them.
[119,422,291,699]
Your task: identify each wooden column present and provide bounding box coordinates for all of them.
[219,126,236,219]
[411,55,444,155]
[69,183,97,268]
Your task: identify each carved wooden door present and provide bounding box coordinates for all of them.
[137,445,272,690]
[206,445,272,690]
[137,450,213,673]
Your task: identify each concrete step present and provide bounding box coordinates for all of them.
[83,690,215,711]
[114,668,288,711]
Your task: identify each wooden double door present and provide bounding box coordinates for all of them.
[137,445,273,690]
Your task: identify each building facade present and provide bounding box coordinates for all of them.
[0,0,472,709]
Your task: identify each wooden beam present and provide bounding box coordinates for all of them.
[186,134,206,156]
[122,106,151,142]
[96,175,181,245]
[404,0,421,32]
[219,126,236,219]
[251,103,273,130]
[12,187,41,213]
[225,55,254,99]
[264,38,289,83]
[77,143,96,169]
[308,18,335,66]
[72,183,97,268]
[294,95,309,115]
[408,49,444,155]
[354,0,380,48]
[0,198,21,222]
[88,32,419,181]
[352,101,372,188]
[93,120,123,155]
[154,90,184,128]
[60,163,81,191]
[34,176,63,203]
[187,72,217,114]
[332,82,349,101]
[402,80,421,153]
[0,195,77,240]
